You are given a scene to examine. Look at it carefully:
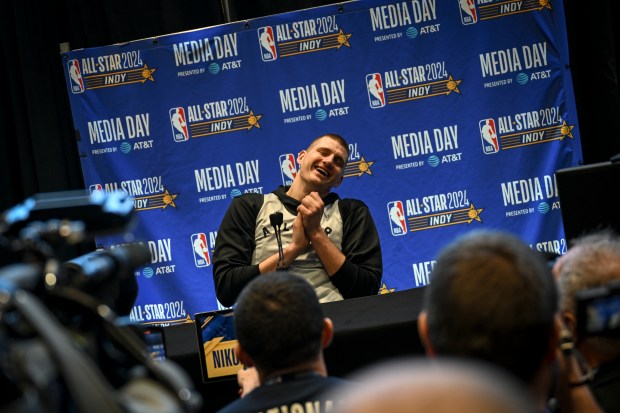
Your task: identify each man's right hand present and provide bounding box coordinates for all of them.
[290,214,310,252]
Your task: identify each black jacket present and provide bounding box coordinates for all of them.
[212,186,383,307]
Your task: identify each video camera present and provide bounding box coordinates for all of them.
[0,190,202,413]
[576,280,620,339]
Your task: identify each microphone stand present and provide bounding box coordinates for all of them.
[269,212,286,271]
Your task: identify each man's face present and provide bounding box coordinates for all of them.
[297,136,348,192]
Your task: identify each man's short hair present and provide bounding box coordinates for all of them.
[234,272,325,371]
[307,133,349,160]
[423,229,558,383]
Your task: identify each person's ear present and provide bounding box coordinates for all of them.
[333,174,344,188]
[562,311,578,341]
[297,150,307,165]
[321,317,334,348]
[417,311,436,356]
[235,342,254,367]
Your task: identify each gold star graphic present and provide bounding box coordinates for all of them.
[357,156,374,176]
[336,29,352,48]
[162,189,177,209]
[538,0,552,11]
[446,75,461,94]
[466,204,484,223]
[247,110,263,129]
[559,120,574,139]
[140,64,156,83]
[378,283,396,294]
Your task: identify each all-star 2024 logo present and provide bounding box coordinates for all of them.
[91,176,178,212]
[258,14,351,62]
[459,0,552,25]
[479,105,574,154]
[388,190,484,236]
[367,60,461,107]
[67,51,155,93]
[170,96,262,141]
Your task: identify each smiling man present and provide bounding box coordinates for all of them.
[212,133,383,307]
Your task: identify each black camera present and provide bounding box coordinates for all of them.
[576,281,620,339]
[0,190,201,413]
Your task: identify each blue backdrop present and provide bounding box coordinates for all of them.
[62,0,581,326]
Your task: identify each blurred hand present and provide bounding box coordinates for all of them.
[237,367,260,398]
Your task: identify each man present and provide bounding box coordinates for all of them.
[553,229,620,412]
[215,271,350,413]
[212,133,382,307]
[417,229,603,413]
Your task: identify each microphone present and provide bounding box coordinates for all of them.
[269,211,283,227]
[269,212,286,271]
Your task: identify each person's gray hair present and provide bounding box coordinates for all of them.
[331,357,534,413]
[557,229,620,314]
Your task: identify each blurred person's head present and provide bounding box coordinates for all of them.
[233,271,333,378]
[332,357,534,413]
[418,229,559,385]
[553,228,620,360]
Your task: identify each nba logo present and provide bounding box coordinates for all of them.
[258,27,277,62]
[67,59,84,94]
[89,184,103,194]
[191,233,211,268]
[479,118,499,154]
[279,154,297,185]
[459,0,478,25]
[170,107,189,142]
[387,201,407,236]
[366,74,385,108]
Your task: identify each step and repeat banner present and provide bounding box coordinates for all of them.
[62,0,581,325]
